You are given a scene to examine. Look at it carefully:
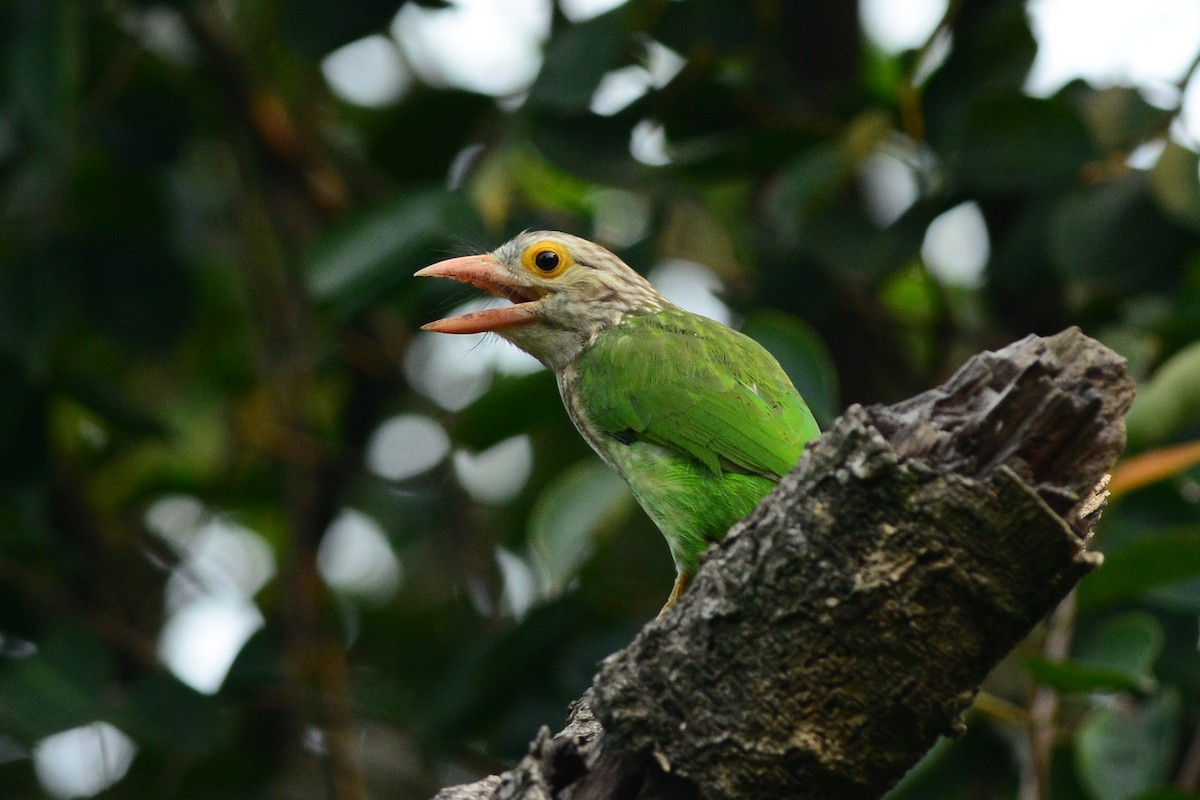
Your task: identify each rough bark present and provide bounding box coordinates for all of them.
[433,328,1134,800]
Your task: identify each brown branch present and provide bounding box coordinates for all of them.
[183,1,349,220]
[1177,718,1200,791]
[197,36,369,795]
[433,327,1133,800]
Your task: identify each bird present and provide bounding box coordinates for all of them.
[416,231,820,614]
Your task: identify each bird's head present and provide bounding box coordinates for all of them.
[416,231,669,371]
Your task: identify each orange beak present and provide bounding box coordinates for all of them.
[414,254,540,334]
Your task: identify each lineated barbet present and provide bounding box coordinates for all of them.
[416,231,819,612]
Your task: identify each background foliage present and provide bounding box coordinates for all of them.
[1,0,1200,798]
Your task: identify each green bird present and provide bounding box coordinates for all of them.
[416,231,819,612]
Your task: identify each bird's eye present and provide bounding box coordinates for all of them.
[534,250,560,272]
[520,240,571,278]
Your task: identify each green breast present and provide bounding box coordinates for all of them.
[566,308,820,573]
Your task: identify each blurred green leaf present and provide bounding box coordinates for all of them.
[93,71,192,168]
[0,626,114,740]
[1078,526,1200,611]
[306,189,450,316]
[83,235,194,352]
[8,0,80,147]
[1075,612,1164,686]
[741,310,839,426]
[653,0,756,53]
[509,149,596,215]
[1151,143,1200,232]
[421,598,603,755]
[957,94,1095,193]
[1071,85,1169,154]
[528,108,647,183]
[768,143,845,244]
[885,723,1018,799]
[453,370,557,451]
[1075,691,1180,800]
[529,459,632,596]
[649,79,747,152]
[1026,658,1152,695]
[983,197,1066,332]
[768,138,926,281]
[528,10,629,114]
[1051,178,1194,292]
[121,675,221,754]
[922,3,1038,151]
[279,0,407,58]
[806,204,927,281]
[1125,341,1200,449]
[881,262,940,327]
[0,355,46,480]
[1027,612,1163,694]
[1144,579,1200,615]
[879,262,943,373]
[0,242,83,367]
[55,367,167,439]
[366,89,496,183]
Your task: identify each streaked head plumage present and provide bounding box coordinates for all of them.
[416,230,670,371]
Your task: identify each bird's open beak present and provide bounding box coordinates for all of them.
[414,254,540,334]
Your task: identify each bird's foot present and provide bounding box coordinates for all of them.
[656,572,690,618]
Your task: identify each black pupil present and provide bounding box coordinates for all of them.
[534,250,560,272]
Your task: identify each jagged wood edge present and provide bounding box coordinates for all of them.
[433,327,1134,800]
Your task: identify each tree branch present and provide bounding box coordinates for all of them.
[435,327,1134,800]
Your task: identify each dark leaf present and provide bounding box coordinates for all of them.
[1070,85,1172,154]
[453,370,558,451]
[527,108,647,184]
[366,89,496,182]
[529,459,632,596]
[923,3,1038,152]
[121,675,221,754]
[1075,691,1180,800]
[1050,177,1193,293]
[82,235,194,352]
[956,94,1095,193]
[0,626,114,741]
[279,0,409,58]
[1078,526,1200,611]
[1027,612,1164,695]
[0,356,46,480]
[1151,143,1200,232]
[741,310,839,426]
[1124,340,1200,450]
[528,9,631,114]
[1026,657,1153,695]
[653,0,756,53]
[7,0,80,147]
[306,188,455,318]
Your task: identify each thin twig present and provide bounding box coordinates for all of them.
[1020,591,1077,800]
[972,691,1031,728]
[186,5,369,794]
[898,0,963,141]
[1177,720,1200,790]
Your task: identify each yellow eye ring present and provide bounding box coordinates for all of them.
[521,241,572,278]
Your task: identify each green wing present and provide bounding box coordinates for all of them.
[575,309,820,478]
